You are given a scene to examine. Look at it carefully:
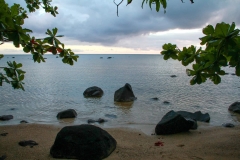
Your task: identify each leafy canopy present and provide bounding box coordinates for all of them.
[0,0,79,90]
[161,22,240,85]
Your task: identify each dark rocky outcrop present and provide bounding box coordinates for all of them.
[228,102,240,113]
[57,109,77,119]
[50,124,116,160]
[155,110,196,135]
[176,111,210,122]
[0,115,13,121]
[83,86,104,98]
[114,83,137,102]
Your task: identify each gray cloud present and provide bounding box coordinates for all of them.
[6,0,240,50]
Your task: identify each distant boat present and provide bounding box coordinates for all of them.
[56,56,59,58]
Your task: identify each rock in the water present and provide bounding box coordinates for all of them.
[222,123,235,128]
[155,110,196,135]
[151,97,159,101]
[0,115,13,121]
[57,109,77,119]
[83,86,104,98]
[87,118,107,124]
[170,75,177,77]
[163,101,170,104]
[114,83,137,102]
[20,120,28,124]
[228,102,240,113]
[50,124,117,160]
[176,111,210,122]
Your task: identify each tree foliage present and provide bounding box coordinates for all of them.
[161,22,240,85]
[114,0,194,16]
[0,0,79,90]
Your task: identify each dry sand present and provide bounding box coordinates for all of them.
[0,124,240,160]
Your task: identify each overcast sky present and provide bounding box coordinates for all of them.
[2,0,240,54]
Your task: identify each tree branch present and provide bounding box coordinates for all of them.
[113,0,124,17]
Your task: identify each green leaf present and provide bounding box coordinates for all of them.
[52,27,58,36]
[127,0,133,5]
[160,0,167,9]
[214,22,229,38]
[156,0,160,12]
[19,74,24,81]
[202,25,214,35]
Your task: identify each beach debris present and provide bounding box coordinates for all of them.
[0,155,6,160]
[57,109,77,119]
[88,118,107,124]
[177,144,185,147]
[0,115,13,121]
[0,133,8,136]
[50,124,117,159]
[155,141,164,146]
[222,123,235,128]
[18,140,38,148]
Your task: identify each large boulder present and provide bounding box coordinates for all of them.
[114,83,136,102]
[176,111,210,122]
[50,124,116,160]
[228,102,240,113]
[83,86,104,98]
[57,109,77,119]
[155,110,196,135]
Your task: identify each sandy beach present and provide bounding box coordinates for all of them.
[0,123,240,160]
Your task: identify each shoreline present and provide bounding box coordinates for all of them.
[1,123,240,159]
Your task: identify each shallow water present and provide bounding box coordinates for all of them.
[0,54,240,129]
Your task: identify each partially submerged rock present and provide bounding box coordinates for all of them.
[50,124,116,160]
[155,110,196,135]
[83,86,104,98]
[87,118,107,124]
[0,115,13,121]
[57,109,77,119]
[222,123,235,128]
[228,102,240,113]
[114,83,136,102]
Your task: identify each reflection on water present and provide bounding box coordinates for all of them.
[0,54,240,129]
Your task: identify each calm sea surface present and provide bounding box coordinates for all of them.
[1,54,240,130]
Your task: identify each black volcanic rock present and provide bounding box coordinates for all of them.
[50,124,116,160]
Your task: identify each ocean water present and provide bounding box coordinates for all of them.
[0,54,240,130]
